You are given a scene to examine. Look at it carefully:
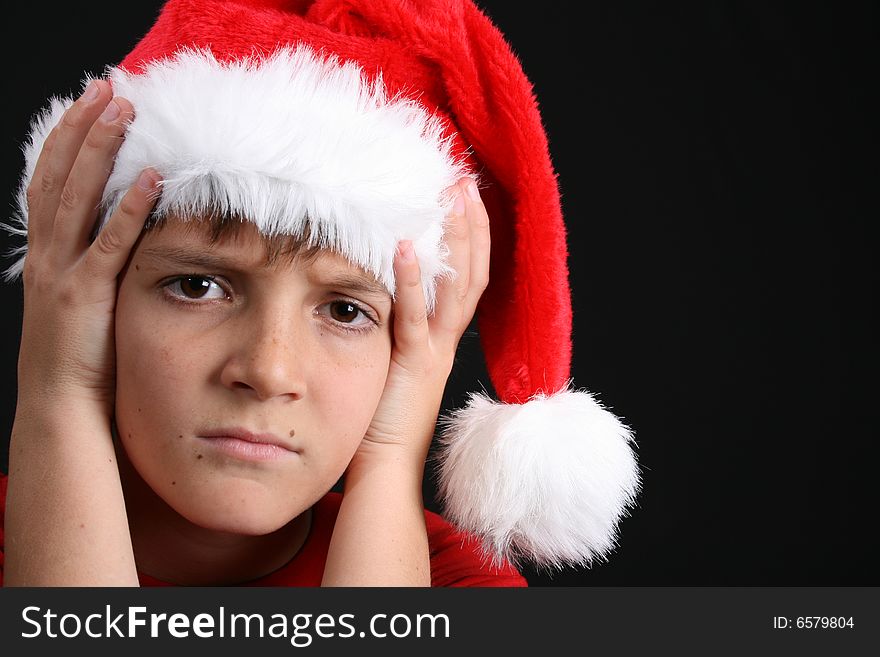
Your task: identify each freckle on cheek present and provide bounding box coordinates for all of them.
[171,481,176,486]
[289,429,295,437]
[197,454,203,460]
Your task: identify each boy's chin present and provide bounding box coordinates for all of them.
[149,477,312,536]
[175,498,308,536]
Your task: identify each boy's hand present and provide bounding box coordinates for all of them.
[356,178,491,470]
[17,79,160,416]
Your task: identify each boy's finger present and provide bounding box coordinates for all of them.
[391,240,430,362]
[24,127,59,250]
[430,181,471,336]
[82,169,161,281]
[52,97,135,265]
[459,178,491,324]
[26,79,112,251]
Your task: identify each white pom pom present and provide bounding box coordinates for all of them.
[435,383,641,569]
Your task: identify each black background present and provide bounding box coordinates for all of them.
[0,2,876,586]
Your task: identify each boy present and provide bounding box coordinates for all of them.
[1,0,640,586]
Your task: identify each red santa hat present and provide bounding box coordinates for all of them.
[3,0,641,569]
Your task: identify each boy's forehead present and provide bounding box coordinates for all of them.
[139,219,391,299]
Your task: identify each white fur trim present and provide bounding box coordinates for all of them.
[2,46,472,312]
[435,383,642,569]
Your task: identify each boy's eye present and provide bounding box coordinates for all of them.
[164,275,226,301]
[162,277,378,333]
[315,299,379,333]
[320,300,377,333]
[328,301,361,324]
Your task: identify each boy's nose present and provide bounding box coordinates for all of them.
[220,313,308,402]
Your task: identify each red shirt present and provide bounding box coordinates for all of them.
[0,473,526,587]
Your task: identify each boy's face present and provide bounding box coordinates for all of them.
[114,217,393,534]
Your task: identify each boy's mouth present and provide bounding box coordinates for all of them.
[197,427,299,462]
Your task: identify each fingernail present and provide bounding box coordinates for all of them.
[82,81,100,102]
[453,193,466,216]
[100,100,120,123]
[137,169,157,191]
[397,240,413,261]
[465,180,481,201]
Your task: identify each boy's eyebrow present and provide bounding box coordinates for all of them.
[139,247,244,272]
[138,246,392,300]
[320,274,392,301]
